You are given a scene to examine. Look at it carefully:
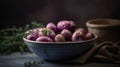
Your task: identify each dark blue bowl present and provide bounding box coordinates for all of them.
[23,34,97,61]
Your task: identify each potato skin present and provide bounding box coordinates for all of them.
[57,20,76,31]
[36,36,53,42]
[46,23,58,33]
[27,34,38,41]
[55,34,66,42]
[85,33,94,40]
[61,29,72,41]
[75,28,87,34]
[72,31,86,42]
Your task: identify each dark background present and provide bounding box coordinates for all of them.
[1,0,120,29]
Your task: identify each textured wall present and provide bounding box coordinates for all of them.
[1,0,120,29]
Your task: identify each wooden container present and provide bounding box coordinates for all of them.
[86,19,120,44]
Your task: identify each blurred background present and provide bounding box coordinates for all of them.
[1,0,120,29]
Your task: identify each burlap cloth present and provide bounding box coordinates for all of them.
[71,40,120,64]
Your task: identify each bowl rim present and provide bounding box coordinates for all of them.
[86,19,120,28]
[23,33,97,44]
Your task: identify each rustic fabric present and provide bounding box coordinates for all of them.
[71,40,120,64]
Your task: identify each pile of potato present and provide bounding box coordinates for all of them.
[26,20,94,42]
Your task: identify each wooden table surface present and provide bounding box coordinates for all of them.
[0,52,119,67]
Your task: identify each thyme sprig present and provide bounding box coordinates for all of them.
[0,21,44,55]
[41,28,52,36]
[24,61,44,67]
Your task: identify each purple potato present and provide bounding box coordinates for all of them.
[46,23,58,33]
[85,32,94,40]
[57,20,76,31]
[61,29,72,41]
[75,28,87,34]
[72,31,86,42]
[36,36,53,42]
[49,30,56,40]
[55,34,66,42]
[69,21,76,30]
[25,28,40,37]
[26,34,38,41]
[32,28,40,37]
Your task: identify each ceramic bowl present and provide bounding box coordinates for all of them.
[23,33,97,61]
[86,19,120,44]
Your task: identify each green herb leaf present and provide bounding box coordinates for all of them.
[47,30,51,36]
[42,29,47,35]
